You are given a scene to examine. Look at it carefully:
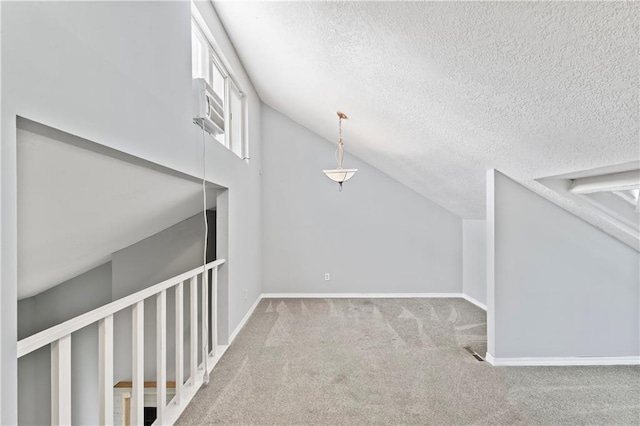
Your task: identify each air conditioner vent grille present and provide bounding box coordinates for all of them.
[193,78,224,135]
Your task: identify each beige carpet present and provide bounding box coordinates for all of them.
[177,298,640,425]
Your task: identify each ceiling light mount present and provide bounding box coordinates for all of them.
[323,111,358,191]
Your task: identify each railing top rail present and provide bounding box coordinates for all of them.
[17,259,226,358]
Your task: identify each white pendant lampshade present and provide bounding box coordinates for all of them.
[324,111,357,191]
[322,168,358,183]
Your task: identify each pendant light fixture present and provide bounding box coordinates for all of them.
[323,111,358,191]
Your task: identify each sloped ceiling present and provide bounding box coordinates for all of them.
[18,127,216,299]
[213,1,639,244]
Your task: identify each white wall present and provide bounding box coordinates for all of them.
[2,2,262,421]
[17,262,112,425]
[462,220,486,307]
[487,169,640,361]
[261,106,462,294]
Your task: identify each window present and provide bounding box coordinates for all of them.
[229,82,244,157]
[191,17,247,160]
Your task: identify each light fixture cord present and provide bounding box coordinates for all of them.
[337,115,344,169]
[335,114,345,192]
[201,125,210,386]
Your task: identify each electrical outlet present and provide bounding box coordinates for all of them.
[243,289,248,300]
[325,273,331,281]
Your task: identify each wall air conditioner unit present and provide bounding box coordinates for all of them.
[193,78,224,135]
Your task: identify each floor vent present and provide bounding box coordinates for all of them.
[463,346,484,362]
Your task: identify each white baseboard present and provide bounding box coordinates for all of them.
[485,353,640,366]
[228,294,263,344]
[261,292,464,299]
[462,294,487,310]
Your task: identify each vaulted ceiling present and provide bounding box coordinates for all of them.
[213,1,639,244]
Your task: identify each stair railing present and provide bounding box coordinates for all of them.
[17,259,226,426]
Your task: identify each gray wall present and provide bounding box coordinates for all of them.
[462,220,486,306]
[2,2,263,420]
[487,169,640,359]
[261,106,462,294]
[112,213,208,300]
[17,262,112,425]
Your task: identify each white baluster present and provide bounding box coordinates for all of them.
[156,290,167,424]
[99,315,114,425]
[131,301,144,426]
[211,267,218,357]
[174,282,183,404]
[51,334,72,426]
[190,276,198,384]
[202,271,208,370]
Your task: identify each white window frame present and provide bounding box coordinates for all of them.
[228,80,246,158]
[191,4,248,161]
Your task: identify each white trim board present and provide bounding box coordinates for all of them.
[462,294,487,311]
[261,293,464,299]
[485,353,640,366]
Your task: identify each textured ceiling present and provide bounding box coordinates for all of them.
[18,128,216,299]
[214,1,639,243]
